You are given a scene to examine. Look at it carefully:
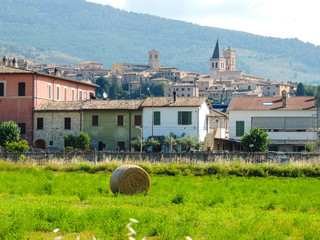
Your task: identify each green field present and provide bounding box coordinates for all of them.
[0,160,320,239]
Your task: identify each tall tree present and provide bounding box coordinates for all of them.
[296,82,306,96]
[95,77,110,98]
[109,77,123,99]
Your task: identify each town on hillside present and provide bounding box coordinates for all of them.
[0,40,319,153]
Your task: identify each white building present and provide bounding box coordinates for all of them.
[228,91,317,152]
[141,96,212,141]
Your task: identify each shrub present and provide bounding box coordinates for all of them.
[0,121,20,146]
[75,132,91,151]
[179,135,204,152]
[6,140,29,153]
[131,137,148,152]
[241,126,270,152]
[64,135,77,148]
[65,133,91,151]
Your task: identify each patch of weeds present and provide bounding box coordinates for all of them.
[208,195,225,207]
[172,193,185,204]
[263,201,277,210]
[77,191,88,201]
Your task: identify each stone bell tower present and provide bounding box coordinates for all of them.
[210,39,226,78]
[148,49,160,69]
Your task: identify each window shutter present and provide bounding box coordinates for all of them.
[178,111,182,125]
[236,121,244,137]
[188,112,192,125]
[0,83,4,96]
[154,111,160,125]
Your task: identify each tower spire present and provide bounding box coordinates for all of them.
[212,39,223,59]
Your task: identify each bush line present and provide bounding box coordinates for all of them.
[1,160,320,178]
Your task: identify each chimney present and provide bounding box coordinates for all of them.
[24,61,28,70]
[2,56,8,66]
[12,57,18,68]
[173,91,177,103]
[54,67,58,76]
[281,90,287,108]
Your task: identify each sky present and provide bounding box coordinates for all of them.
[86,0,320,46]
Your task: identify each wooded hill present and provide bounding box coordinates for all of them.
[1,0,320,84]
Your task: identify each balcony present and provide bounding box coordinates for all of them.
[268,131,317,141]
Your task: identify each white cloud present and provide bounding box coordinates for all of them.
[86,0,320,45]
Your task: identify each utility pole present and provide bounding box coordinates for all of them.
[147,87,154,137]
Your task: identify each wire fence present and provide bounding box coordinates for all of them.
[1,149,320,165]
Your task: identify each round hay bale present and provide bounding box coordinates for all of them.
[110,165,151,195]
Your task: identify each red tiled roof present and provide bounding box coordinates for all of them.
[228,96,316,111]
[34,100,144,111]
[141,97,210,108]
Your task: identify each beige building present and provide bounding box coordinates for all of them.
[164,83,199,97]
[77,61,103,69]
[262,82,294,96]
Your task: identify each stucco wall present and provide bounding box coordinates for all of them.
[142,104,209,141]
[229,110,317,142]
[82,110,142,151]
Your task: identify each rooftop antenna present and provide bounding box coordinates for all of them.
[102,92,108,99]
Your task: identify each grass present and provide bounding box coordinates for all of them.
[0,159,320,239]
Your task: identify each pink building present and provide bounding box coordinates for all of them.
[0,64,97,147]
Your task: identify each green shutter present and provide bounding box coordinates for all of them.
[292,145,297,152]
[188,112,192,125]
[236,121,244,137]
[178,111,182,125]
[154,111,160,125]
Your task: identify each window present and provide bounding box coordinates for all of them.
[72,89,75,101]
[117,115,124,126]
[48,84,52,99]
[37,118,44,130]
[84,92,87,100]
[92,115,98,126]
[154,111,160,125]
[64,118,71,130]
[155,55,158,59]
[178,111,192,125]
[117,141,125,151]
[135,115,142,126]
[64,87,67,101]
[56,86,60,100]
[18,123,26,134]
[0,82,5,96]
[79,90,82,101]
[236,121,244,137]
[149,55,152,59]
[18,82,25,96]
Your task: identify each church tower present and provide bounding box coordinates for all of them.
[148,49,160,69]
[210,39,226,78]
[223,46,236,71]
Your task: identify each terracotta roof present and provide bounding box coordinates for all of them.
[34,100,144,111]
[0,66,98,88]
[208,109,229,118]
[82,100,144,110]
[0,66,31,73]
[228,96,316,111]
[78,61,102,65]
[34,101,83,111]
[142,97,210,108]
